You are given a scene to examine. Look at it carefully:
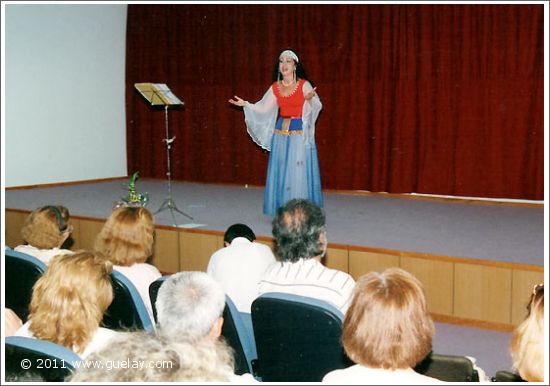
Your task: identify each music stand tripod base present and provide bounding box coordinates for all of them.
[156,197,194,225]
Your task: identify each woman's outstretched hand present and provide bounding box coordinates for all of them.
[229,95,247,107]
[305,87,317,101]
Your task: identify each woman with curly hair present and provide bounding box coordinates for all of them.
[15,251,119,357]
[15,205,74,263]
[94,206,161,319]
[69,331,236,382]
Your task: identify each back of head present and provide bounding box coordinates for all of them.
[342,267,434,370]
[29,250,113,354]
[21,205,72,249]
[510,284,544,382]
[156,271,226,340]
[94,206,154,266]
[272,199,326,262]
[224,223,256,244]
[69,331,235,382]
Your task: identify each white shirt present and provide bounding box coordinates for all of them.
[258,258,355,314]
[322,364,445,384]
[113,263,162,322]
[15,321,120,359]
[14,244,73,264]
[207,237,276,313]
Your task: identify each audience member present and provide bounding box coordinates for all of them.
[323,268,443,384]
[69,331,235,382]
[94,206,161,320]
[207,223,276,313]
[509,283,544,382]
[4,308,23,336]
[15,205,73,263]
[156,271,226,342]
[258,199,355,313]
[15,251,120,358]
[155,271,256,382]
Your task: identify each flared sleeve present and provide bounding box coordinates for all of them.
[301,80,323,148]
[243,86,278,151]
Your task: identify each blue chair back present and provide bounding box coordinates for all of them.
[251,292,352,382]
[101,270,154,333]
[222,295,257,375]
[4,336,82,382]
[5,249,47,321]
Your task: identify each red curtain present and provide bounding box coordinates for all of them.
[126,4,543,200]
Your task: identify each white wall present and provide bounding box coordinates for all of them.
[4,4,127,187]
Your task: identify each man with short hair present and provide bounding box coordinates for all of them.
[207,223,276,313]
[258,199,355,313]
[155,271,256,382]
[156,271,226,342]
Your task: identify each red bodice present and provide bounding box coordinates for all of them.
[272,79,305,117]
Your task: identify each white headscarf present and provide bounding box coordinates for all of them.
[279,49,299,63]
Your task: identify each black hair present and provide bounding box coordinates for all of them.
[272,199,325,263]
[224,223,256,244]
[271,48,312,85]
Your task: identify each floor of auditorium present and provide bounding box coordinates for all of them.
[5,178,545,377]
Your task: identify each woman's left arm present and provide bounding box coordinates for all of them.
[302,81,323,147]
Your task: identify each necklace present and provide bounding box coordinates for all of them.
[281,79,294,87]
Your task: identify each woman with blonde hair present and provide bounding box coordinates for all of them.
[94,206,161,319]
[15,205,74,263]
[323,267,442,384]
[509,283,544,382]
[14,251,120,358]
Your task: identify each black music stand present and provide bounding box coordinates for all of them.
[134,83,194,225]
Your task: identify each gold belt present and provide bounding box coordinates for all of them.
[275,118,303,136]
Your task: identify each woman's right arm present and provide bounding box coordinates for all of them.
[234,86,278,150]
[228,95,247,107]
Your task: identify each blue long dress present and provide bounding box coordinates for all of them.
[243,79,323,216]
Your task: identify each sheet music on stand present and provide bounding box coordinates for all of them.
[134,82,193,225]
[134,83,184,106]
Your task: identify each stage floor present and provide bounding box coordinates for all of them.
[4,178,544,267]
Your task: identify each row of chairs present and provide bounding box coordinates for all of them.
[5,249,524,382]
[149,277,480,382]
[5,248,154,333]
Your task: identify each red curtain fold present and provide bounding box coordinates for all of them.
[126,4,543,200]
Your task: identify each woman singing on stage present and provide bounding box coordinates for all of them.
[229,49,323,217]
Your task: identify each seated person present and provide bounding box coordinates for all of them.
[4,308,23,336]
[156,271,256,382]
[323,268,443,384]
[15,205,73,263]
[69,331,235,382]
[15,251,120,358]
[207,223,275,313]
[258,199,355,313]
[509,283,544,382]
[94,206,161,320]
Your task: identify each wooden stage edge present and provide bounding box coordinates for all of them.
[4,205,543,332]
[5,208,543,273]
